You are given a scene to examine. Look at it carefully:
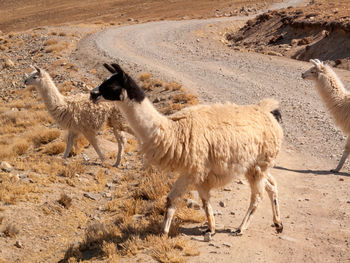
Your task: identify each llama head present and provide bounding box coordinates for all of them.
[301,59,326,80]
[90,63,145,104]
[24,65,44,86]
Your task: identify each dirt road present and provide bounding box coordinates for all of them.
[76,0,350,261]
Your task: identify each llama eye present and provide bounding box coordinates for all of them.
[33,76,38,79]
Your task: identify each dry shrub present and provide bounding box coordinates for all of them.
[3,224,19,237]
[165,82,182,91]
[172,93,199,105]
[0,173,39,204]
[44,39,58,46]
[45,41,69,53]
[58,193,72,208]
[62,161,85,178]
[0,109,53,134]
[139,73,151,81]
[28,127,61,147]
[43,141,65,155]
[11,139,29,156]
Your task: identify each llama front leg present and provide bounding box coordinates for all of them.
[163,174,193,235]
[63,131,78,158]
[196,183,215,234]
[332,137,350,172]
[264,172,283,233]
[112,129,126,167]
[233,170,264,236]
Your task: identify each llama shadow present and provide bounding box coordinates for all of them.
[178,225,232,237]
[274,166,350,177]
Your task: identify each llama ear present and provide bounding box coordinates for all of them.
[309,59,318,66]
[111,63,123,74]
[103,63,116,73]
[30,65,42,74]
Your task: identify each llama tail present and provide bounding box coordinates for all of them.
[258,98,282,123]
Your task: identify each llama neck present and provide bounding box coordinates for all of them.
[117,98,170,144]
[315,67,347,107]
[37,74,66,111]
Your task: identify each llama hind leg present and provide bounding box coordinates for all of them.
[196,183,215,234]
[82,131,105,162]
[163,175,193,235]
[332,137,350,172]
[265,172,283,233]
[63,131,78,158]
[233,169,264,236]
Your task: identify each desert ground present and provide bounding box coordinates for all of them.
[1,0,350,262]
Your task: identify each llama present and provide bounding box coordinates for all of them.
[24,66,131,167]
[90,63,284,236]
[302,59,350,172]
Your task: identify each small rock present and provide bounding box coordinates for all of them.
[106,183,113,189]
[223,242,232,248]
[103,192,112,198]
[267,51,283,57]
[128,18,134,22]
[132,214,143,223]
[82,153,90,162]
[153,97,160,103]
[223,187,232,191]
[186,199,201,210]
[14,241,22,248]
[204,232,212,242]
[4,59,14,68]
[230,211,235,215]
[1,161,12,172]
[279,236,296,242]
[305,198,310,201]
[213,210,222,216]
[347,200,350,204]
[83,192,101,201]
[219,201,226,208]
[237,179,246,185]
[339,178,344,181]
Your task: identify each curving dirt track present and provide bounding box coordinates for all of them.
[75,0,350,262]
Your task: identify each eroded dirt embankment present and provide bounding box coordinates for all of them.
[227,2,350,69]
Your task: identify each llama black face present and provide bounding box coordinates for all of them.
[91,63,146,103]
[90,73,125,103]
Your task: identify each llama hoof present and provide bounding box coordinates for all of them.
[330,169,340,173]
[202,228,215,235]
[231,229,242,236]
[274,222,283,233]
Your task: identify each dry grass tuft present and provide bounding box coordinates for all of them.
[11,139,30,156]
[61,161,85,178]
[165,82,182,91]
[27,127,61,147]
[0,172,40,204]
[43,141,65,155]
[58,193,72,208]
[44,41,69,53]
[3,224,19,237]
[44,39,58,46]
[139,73,152,81]
[172,93,199,105]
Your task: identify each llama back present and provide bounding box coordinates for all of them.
[55,93,111,131]
[141,102,283,181]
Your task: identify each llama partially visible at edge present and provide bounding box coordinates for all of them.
[302,59,350,172]
[24,66,131,167]
[90,63,284,237]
